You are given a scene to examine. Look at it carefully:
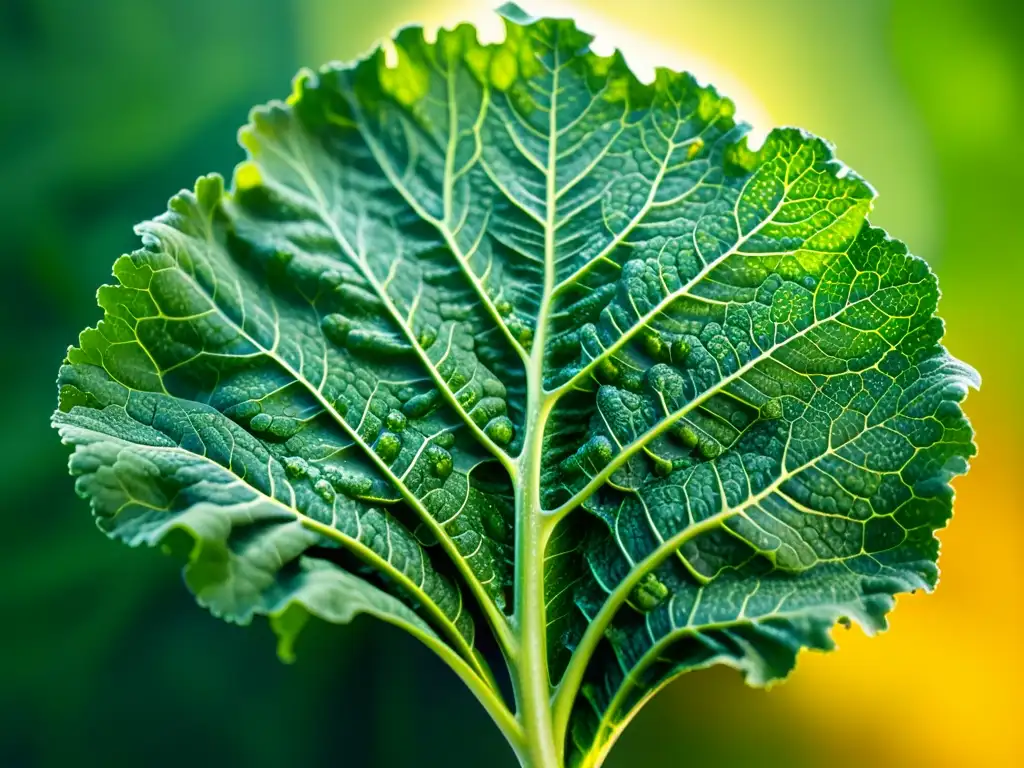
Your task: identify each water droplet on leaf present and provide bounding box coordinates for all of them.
[485,416,514,444]
[629,572,669,612]
[761,398,783,420]
[250,413,273,433]
[386,410,407,432]
[427,443,454,479]
[284,457,309,478]
[675,424,698,448]
[671,339,691,362]
[698,439,721,459]
[374,431,402,462]
[418,325,438,349]
[314,479,335,502]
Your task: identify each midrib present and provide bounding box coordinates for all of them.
[513,34,564,767]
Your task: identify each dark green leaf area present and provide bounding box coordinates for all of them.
[559,228,975,761]
[54,173,522,674]
[51,6,978,766]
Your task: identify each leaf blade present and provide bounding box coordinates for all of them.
[552,224,977,761]
[52,8,979,767]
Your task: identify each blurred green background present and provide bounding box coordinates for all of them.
[1,1,1020,766]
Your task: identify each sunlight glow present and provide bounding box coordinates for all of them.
[471,0,774,147]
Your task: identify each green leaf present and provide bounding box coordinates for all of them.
[54,405,464,659]
[53,5,977,767]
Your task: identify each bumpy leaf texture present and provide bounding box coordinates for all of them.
[53,4,977,766]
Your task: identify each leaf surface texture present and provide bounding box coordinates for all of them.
[54,5,977,765]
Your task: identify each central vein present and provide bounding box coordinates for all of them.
[513,36,562,768]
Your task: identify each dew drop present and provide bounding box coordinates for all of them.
[671,339,691,363]
[283,456,309,479]
[698,439,721,460]
[386,410,407,432]
[677,425,699,448]
[485,416,514,445]
[582,435,614,467]
[470,396,506,426]
[250,413,273,433]
[334,470,373,498]
[427,444,454,479]
[374,431,402,462]
[418,325,438,349]
[641,331,665,360]
[629,572,669,612]
[760,398,784,420]
[314,479,336,502]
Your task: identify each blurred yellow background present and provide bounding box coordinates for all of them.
[1,1,1019,765]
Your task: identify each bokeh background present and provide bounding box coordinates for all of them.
[1,0,1020,765]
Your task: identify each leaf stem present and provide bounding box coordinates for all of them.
[514,396,560,768]
[511,32,563,768]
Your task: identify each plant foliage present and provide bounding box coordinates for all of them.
[53,5,977,766]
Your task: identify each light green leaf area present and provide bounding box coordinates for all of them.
[53,4,977,766]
